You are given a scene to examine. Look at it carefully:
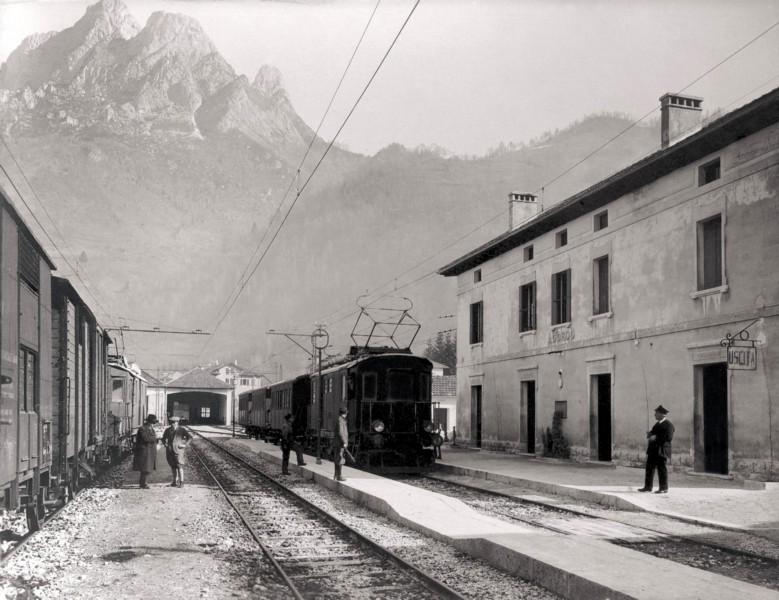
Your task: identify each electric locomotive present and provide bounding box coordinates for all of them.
[309,346,441,471]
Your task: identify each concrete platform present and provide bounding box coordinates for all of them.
[218,432,779,600]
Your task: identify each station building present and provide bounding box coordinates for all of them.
[438,89,779,481]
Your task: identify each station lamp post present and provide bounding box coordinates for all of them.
[312,326,329,465]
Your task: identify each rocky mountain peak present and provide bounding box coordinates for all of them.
[253,65,285,97]
[130,11,218,68]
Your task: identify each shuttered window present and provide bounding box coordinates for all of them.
[520,282,536,332]
[697,214,723,290]
[552,269,571,325]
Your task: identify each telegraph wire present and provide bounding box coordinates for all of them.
[205,1,383,334]
[532,19,779,196]
[0,158,115,322]
[271,67,779,370]
[199,0,421,356]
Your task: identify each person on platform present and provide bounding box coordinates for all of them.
[638,405,675,494]
[162,416,192,487]
[280,413,306,475]
[333,406,348,482]
[132,414,158,489]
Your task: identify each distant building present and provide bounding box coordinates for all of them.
[210,361,266,396]
[432,374,457,440]
[439,89,779,481]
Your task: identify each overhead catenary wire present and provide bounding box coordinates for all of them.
[0,158,115,322]
[296,26,779,338]
[199,0,421,358]
[205,0,383,335]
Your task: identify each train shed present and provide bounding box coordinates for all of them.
[156,368,234,425]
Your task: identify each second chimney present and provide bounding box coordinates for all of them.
[508,192,539,231]
[660,93,703,149]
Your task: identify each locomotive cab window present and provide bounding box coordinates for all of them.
[388,371,413,400]
[420,373,431,402]
[363,373,377,400]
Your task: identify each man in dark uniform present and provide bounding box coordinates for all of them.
[280,413,306,475]
[638,405,674,494]
[333,406,348,482]
[132,414,158,489]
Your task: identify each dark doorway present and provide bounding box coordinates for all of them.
[471,385,482,448]
[523,381,536,454]
[703,363,728,474]
[596,374,612,461]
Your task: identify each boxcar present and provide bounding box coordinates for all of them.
[50,277,112,501]
[107,356,147,456]
[0,190,56,528]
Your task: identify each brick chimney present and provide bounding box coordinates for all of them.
[509,192,539,231]
[660,93,703,149]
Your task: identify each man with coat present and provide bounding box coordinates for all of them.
[638,405,675,494]
[280,413,306,475]
[132,414,158,489]
[162,416,192,487]
[333,406,348,482]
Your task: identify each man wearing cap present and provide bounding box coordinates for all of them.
[163,416,192,487]
[333,406,348,482]
[132,414,158,489]
[638,405,675,494]
[280,413,306,475]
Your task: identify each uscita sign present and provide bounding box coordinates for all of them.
[727,346,756,370]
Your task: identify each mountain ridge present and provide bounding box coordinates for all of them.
[0,1,660,372]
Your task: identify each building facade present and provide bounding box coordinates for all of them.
[439,89,779,481]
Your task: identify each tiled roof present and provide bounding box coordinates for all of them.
[432,375,456,396]
[166,368,233,390]
[141,371,162,385]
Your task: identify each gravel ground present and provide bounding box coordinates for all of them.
[220,438,561,600]
[0,454,293,600]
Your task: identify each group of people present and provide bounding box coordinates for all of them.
[133,404,673,494]
[133,405,350,487]
[132,413,192,489]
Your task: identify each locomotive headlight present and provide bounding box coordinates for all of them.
[423,421,435,433]
[432,434,444,447]
[372,420,385,433]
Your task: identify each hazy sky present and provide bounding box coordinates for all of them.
[1,0,778,156]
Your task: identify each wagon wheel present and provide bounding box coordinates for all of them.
[25,504,41,533]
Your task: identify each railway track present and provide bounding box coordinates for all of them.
[405,474,779,592]
[190,430,466,600]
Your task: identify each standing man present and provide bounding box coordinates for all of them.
[132,414,158,489]
[638,405,674,494]
[280,413,306,475]
[162,416,192,487]
[333,406,348,482]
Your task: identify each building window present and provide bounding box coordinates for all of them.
[697,214,722,290]
[519,282,536,332]
[699,158,721,186]
[201,407,211,418]
[523,245,534,262]
[554,401,568,419]
[552,269,571,325]
[474,269,482,283]
[470,301,483,344]
[18,347,38,412]
[555,230,568,248]
[594,211,608,231]
[593,256,610,315]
